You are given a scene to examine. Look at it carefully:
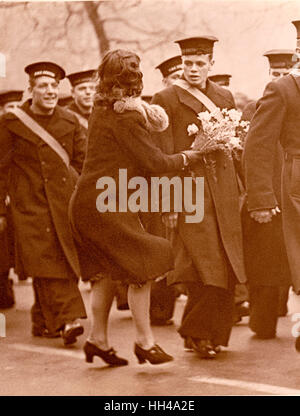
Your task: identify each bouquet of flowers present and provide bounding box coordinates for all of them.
[187,108,249,181]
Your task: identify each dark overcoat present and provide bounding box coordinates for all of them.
[0,101,86,279]
[241,100,291,287]
[243,74,300,293]
[66,101,89,133]
[70,105,185,284]
[151,81,247,289]
[0,228,10,273]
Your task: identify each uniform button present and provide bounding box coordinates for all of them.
[46,227,50,233]
[62,177,67,182]
[44,178,48,183]
[62,142,66,147]
[41,161,46,166]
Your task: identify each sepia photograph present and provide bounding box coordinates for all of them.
[1,0,300,401]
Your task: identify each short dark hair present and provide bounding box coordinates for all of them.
[95,49,143,107]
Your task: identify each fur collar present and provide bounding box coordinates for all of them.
[113,96,169,132]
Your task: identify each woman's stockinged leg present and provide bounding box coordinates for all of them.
[88,277,116,350]
[128,282,155,349]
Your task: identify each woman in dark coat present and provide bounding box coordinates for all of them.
[70,49,201,366]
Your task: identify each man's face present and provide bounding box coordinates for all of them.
[182,54,213,87]
[72,81,96,110]
[31,76,59,111]
[163,69,183,87]
[3,101,20,113]
[269,68,290,82]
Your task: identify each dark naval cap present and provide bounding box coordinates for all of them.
[25,61,65,80]
[175,36,218,56]
[67,70,96,87]
[0,90,23,105]
[208,74,231,86]
[156,55,182,78]
[263,50,295,69]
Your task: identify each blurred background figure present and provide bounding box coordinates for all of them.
[208,73,231,88]
[0,90,25,309]
[156,55,183,87]
[66,69,96,130]
[243,49,295,120]
[233,92,252,112]
[0,90,23,113]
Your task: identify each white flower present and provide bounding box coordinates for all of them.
[210,108,223,121]
[229,136,241,148]
[197,111,211,122]
[240,120,249,128]
[187,123,199,136]
[227,109,242,123]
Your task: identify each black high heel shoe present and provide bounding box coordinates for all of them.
[84,341,128,366]
[134,343,173,365]
[190,339,217,359]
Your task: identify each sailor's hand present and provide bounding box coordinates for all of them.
[249,208,279,223]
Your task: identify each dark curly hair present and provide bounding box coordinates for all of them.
[95,49,143,107]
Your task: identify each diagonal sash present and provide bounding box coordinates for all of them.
[9,107,70,167]
[173,79,223,121]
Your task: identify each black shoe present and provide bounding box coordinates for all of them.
[84,341,128,366]
[134,343,173,365]
[190,338,217,359]
[61,322,84,345]
[32,326,61,338]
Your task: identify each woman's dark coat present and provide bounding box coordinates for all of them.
[70,106,184,284]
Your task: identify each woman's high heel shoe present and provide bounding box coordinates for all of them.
[84,341,128,366]
[134,343,173,365]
